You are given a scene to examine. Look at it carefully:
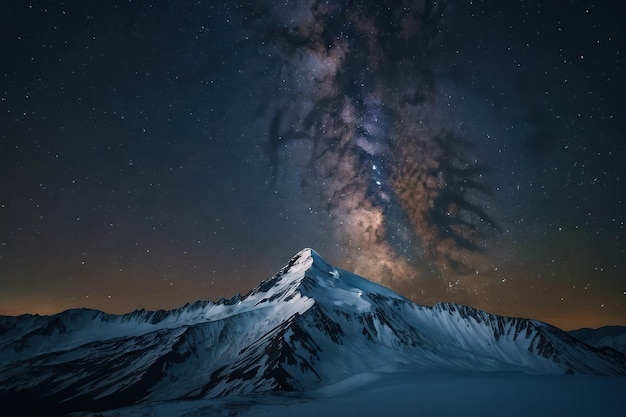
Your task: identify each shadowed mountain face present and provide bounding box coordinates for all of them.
[1,249,625,416]
[569,326,626,355]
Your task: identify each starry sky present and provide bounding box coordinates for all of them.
[1,1,624,330]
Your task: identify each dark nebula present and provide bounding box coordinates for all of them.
[251,1,498,293]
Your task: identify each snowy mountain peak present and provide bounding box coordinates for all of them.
[272,247,337,284]
[1,249,625,417]
[244,248,405,315]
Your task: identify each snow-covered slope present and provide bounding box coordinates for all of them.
[83,372,626,417]
[1,248,625,416]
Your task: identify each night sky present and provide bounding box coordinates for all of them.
[1,1,624,330]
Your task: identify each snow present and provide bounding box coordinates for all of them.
[83,371,626,417]
[2,247,625,416]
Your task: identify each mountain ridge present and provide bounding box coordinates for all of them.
[1,248,625,416]
[569,325,626,354]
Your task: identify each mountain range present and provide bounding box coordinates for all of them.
[1,248,625,416]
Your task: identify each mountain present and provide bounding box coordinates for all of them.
[569,326,626,354]
[1,248,625,416]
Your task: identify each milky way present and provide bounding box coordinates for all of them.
[249,0,498,294]
[1,0,624,329]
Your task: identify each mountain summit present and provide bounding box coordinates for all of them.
[1,248,625,416]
